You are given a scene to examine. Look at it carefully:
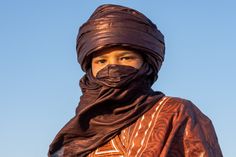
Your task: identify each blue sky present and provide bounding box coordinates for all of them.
[0,1,235,156]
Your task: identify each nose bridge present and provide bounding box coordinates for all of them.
[108,56,119,65]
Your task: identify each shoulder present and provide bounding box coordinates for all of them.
[158,96,195,112]
[158,96,211,122]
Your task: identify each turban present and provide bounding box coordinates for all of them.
[76,4,165,74]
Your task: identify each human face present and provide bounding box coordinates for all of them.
[91,48,143,77]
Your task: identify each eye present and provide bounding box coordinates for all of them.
[95,59,107,64]
[120,56,134,61]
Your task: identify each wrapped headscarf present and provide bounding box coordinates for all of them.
[49,4,165,157]
[76,4,165,76]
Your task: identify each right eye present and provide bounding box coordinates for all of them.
[95,59,107,64]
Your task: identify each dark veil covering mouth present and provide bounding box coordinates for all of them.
[48,4,165,157]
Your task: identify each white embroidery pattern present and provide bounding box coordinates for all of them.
[131,97,169,157]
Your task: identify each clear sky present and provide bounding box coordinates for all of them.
[0,1,235,156]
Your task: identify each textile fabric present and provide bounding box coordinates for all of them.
[88,97,223,157]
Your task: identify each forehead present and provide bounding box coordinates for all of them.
[92,47,141,58]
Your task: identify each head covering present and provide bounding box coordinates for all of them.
[76,4,165,75]
[48,4,165,157]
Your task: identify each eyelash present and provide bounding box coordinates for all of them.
[95,59,106,64]
[120,56,134,60]
[94,56,137,64]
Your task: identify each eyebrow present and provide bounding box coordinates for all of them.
[118,51,136,56]
[93,51,137,59]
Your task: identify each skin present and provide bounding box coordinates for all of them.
[91,47,144,77]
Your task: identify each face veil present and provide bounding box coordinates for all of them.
[48,4,165,157]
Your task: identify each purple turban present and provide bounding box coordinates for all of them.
[76,4,165,74]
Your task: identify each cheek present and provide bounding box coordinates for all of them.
[92,64,105,77]
[121,60,143,69]
[91,64,98,77]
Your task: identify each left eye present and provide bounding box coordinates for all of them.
[120,56,133,60]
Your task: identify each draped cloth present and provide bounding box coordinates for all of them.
[48,64,164,156]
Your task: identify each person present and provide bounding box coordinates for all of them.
[48,4,223,157]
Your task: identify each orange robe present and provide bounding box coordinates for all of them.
[88,97,222,157]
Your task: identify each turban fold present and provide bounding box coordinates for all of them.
[76,4,165,73]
